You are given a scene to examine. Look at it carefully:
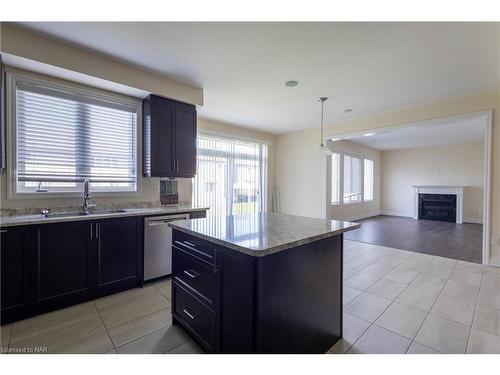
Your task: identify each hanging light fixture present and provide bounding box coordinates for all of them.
[316,97,331,154]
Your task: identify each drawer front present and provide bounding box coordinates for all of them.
[173,247,218,305]
[173,230,216,264]
[173,282,216,351]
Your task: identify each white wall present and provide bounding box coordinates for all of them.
[275,129,327,218]
[328,140,382,221]
[381,141,485,223]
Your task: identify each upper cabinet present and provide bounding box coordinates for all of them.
[143,94,197,178]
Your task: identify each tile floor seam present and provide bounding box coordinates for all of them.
[411,273,469,353]
[93,300,116,350]
[114,324,173,351]
[465,273,484,353]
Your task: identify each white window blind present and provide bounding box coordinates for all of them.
[343,154,362,203]
[15,79,138,193]
[331,152,341,205]
[192,134,268,216]
[364,158,374,201]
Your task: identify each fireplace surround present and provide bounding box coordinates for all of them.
[413,186,464,224]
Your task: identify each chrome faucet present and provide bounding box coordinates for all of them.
[82,179,95,214]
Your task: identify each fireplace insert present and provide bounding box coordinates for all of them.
[418,193,457,223]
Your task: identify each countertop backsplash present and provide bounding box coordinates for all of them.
[0,200,192,217]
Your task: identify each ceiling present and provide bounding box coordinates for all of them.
[18,22,500,134]
[341,113,486,150]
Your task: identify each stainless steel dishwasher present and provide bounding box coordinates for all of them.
[144,213,190,281]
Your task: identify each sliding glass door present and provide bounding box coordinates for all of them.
[192,134,268,217]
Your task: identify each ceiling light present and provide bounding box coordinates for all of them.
[364,132,375,137]
[342,109,352,114]
[284,80,298,87]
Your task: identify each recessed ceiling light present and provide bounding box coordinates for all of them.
[364,132,375,137]
[342,109,352,114]
[284,80,298,87]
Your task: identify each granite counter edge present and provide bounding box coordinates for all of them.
[169,222,361,257]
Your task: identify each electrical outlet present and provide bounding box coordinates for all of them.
[153,182,160,194]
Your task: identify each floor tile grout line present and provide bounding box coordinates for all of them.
[409,264,473,354]
[93,300,116,351]
[344,262,422,353]
[465,273,485,353]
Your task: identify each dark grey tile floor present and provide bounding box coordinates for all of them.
[344,215,483,264]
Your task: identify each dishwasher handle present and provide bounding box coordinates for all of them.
[147,215,189,226]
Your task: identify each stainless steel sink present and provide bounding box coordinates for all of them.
[89,209,127,215]
[43,211,91,218]
[43,209,127,218]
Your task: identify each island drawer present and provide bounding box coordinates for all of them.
[173,281,216,352]
[172,246,219,306]
[173,230,216,264]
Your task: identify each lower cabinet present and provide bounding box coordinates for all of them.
[0,226,31,323]
[95,217,143,297]
[1,216,143,324]
[33,221,94,314]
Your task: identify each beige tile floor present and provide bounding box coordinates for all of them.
[0,279,203,354]
[330,240,500,354]
[1,239,500,354]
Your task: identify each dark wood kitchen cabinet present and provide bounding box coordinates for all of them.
[1,227,32,323]
[32,221,94,314]
[143,94,197,178]
[94,217,143,297]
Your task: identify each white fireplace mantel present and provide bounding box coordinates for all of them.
[413,186,465,224]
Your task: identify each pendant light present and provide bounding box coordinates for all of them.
[316,97,331,154]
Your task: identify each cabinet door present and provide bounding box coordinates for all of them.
[33,222,93,313]
[174,102,197,177]
[1,227,31,324]
[95,217,143,297]
[151,97,175,176]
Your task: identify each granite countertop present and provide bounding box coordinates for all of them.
[0,205,209,228]
[169,212,360,257]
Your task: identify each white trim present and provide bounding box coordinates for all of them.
[6,70,143,200]
[412,186,464,224]
[381,210,412,218]
[463,218,483,225]
[482,110,493,266]
[333,211,382,222]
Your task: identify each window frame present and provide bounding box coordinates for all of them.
[363,157,375,202]
[192,131,269,215]
[329,149,375,207]
[6,69,143,200]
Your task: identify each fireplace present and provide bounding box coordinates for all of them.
[418,193,457,222]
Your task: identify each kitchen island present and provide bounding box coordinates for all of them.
[168,212,360,353]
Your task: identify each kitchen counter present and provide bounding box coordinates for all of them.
[168,212,359,257]
[0,205,209,228]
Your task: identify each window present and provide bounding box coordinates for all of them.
[192,134,268,216]
[364,158,374,201]
[13,76,139,194]
[330,151,375,206]
[331,152,341,205]
[343,154,362,204]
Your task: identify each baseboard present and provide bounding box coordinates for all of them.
[381,210,412,218]
[336,211,382,222]
[463,218,483,224]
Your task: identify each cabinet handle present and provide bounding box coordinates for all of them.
[0,229,7,233]
[184,241,196,248]
[90,223,93,239]
[182,308,196,320]
[183,269,200,279]
[96,223,100,239]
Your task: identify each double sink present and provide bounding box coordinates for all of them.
[43,209,127,218]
